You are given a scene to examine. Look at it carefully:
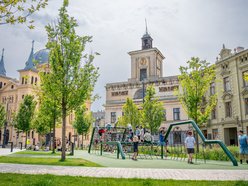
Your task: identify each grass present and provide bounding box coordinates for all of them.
[0,156,102,167]
[0,173,247,186]
[14,150,70,156]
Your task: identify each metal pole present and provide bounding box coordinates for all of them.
[142,81,145,103]
[161,145,163,159]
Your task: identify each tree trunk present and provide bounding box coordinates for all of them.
[61,102,67,161]
[82,134,84,150]
[52,116,56,154]
[25,131,28,148]
[49,124,52,150]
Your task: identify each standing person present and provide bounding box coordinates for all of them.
[159,129,168,157]
[135,126,141,140]
[185,131,196,164]
[132,135,139,161]
[238,130,248,164]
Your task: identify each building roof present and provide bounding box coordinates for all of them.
[34,48,49,64]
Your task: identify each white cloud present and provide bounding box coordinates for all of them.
[0,0,247,111]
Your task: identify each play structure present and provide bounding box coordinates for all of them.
[88,120,238,166]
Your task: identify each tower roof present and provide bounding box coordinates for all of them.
[0,48,6,76]
[24,40,36,70]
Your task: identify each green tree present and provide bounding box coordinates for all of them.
[177,57,217,151]
[44,0,99,160]
[244,72,248,82]
[73,105,93,149]
[142,85,164,134]
[0,0,48,28]
[0,103,6,128]
[121,98,141,128]
[36,70,61,153]
[15,95,36,148]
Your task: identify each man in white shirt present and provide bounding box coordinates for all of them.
[184,131,196,164]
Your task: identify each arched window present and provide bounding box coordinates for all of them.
[0,82,2,89]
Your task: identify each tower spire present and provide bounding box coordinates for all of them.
[145,18,148,34]
[0,48,6,76]
[24,40,35,70]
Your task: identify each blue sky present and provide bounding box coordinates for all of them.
[0,0,247,111]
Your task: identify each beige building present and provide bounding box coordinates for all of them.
[105,29,188,131]
[0,41,91,148]
[205,45,248,145]
[105,30,248,145]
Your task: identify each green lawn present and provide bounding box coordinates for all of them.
[14,150,69,156]
[0,156,102,167]
[0,173,247,186]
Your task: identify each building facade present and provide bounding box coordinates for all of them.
[205,45,248,145]
[0,41,91,148]
[105,30,248,145]
[105,29,188,129]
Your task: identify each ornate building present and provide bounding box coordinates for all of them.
[105,28,248,145]
[205,45,248,145]
[0,41,91,148]
[104,28,188,130]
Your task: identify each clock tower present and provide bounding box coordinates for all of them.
[128,23,165,82]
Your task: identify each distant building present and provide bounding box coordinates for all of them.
[93,110,105,127]
[104,27,188,131]
[104,28,248,145]
[0,41,91,148]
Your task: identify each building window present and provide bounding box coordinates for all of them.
[225,101,232,117]
[243,71,248,87]
[245,98,248,115]
[140,69,147,81]
[11,85,14,89]
[210,82,215,95]
[212,129,219,140]
[223,77,230,91]
[35,77,38,84]
[111,112,116,123]
[25,78,27,84]
[31,76,34,84]
[0,82,2,89]
[173,108,180,121]
[164,110,167,121]
[211,107,216,119]
[22,77,24,84]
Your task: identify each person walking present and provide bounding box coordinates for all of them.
[132,135,139,161]
[238,130,248,164]
[185,131,195,164]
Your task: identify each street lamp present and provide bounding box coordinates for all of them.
[2,96,10,148]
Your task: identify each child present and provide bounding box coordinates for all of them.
[132,135,139,161]
[185,131,196,164]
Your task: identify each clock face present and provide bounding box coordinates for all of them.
[140,58,147,65]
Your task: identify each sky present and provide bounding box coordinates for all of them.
[0,0,247,111]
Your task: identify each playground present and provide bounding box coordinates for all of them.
[88,120,239,167]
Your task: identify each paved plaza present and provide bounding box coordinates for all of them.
[0,163,247,181]
[1,148,248,181]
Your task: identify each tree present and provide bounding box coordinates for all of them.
[73,105,93,149]
[177,57,217,152]
[121,98,140,128]
[142,85,164,134]
[15,95,36,148]
[44,0,99,161]
[244,72,248,82]
[0,0,48,28]
[36,70,61,153]
[0,103,6,128]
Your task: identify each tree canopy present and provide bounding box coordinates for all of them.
[121,98,141,128]
[44,0,99,160]
[0,103,6,128]
[177,57,217,126]
[142,85,164,134]
[0,0,48,28]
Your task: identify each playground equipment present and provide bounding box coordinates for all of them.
[88,120,238,166]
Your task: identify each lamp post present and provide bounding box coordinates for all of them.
[2,97,10,148]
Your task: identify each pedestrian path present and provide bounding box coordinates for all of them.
[0,148,23,156]
[0,163,247,180]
